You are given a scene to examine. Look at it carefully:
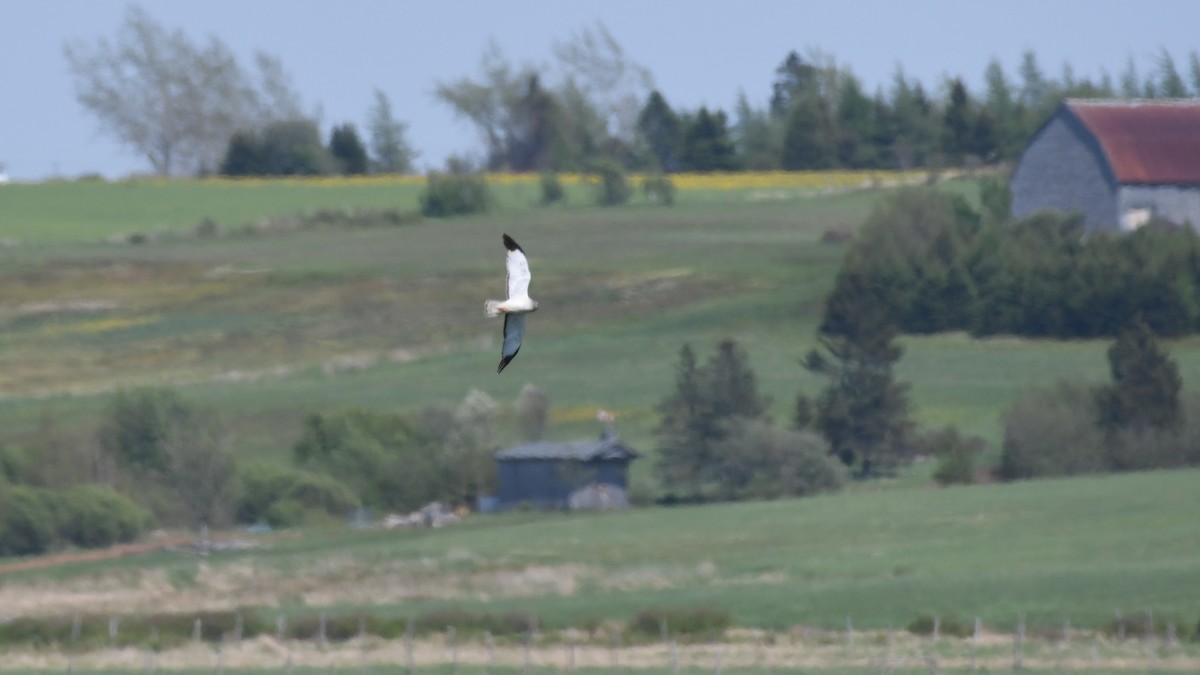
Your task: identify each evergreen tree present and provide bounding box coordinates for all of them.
[329,123,368,174]
[680,107,738,172]
[1156,49,1189,97]
[654,340,768,498]
[1095,317,1183,433]
[806,272,915,476]
[508,74,561,172]
[770,50,816,117]
[941,79,972,163]
[835,76,875,166]
[637,90,683,172]
[781,96,833,169]
[220,131,262,176]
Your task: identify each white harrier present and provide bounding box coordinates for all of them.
[485,233,539,373]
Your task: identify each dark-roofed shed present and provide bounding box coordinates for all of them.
[494,430,639,509]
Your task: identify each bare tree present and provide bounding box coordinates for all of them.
[552,21,654,145]
[367,89,417,173]
[515,383,549,441]
[434,40,537,169]
[63,5,304,175]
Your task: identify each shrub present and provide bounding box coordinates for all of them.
[419,172,491,217]
[590,160,631,206]
[630,607,731,643]
[55,485,152,548]
[999,382,1106,480]
[0,486,57,557]
[539,172,565,205]
[907,614,973,638]
[235,462,359,526]
[641,174,676,205]
[915,426,988,485]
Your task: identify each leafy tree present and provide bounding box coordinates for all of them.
[1096,317,1182,433]
[637,90,682,172]
[888,70,936,168]
[680,108,738,172]
[515,383,549,442]
[98,387,234,527]
[806,272,915,476]
[329,123,369,175]
[63,5,303,175]
[259,119,333,175]
[366,89,417,173]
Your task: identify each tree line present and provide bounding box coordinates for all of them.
[825,183,1200,339]
[65,8,1200,178]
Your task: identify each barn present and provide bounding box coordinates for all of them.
[1010,99,1200,232]
[493,428,639,510]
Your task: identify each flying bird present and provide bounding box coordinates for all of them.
[485,233,539,373]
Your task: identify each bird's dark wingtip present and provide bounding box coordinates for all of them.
[502,233,523,252]
[497,347,520,373]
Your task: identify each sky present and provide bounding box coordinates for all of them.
[3,0,1200,181]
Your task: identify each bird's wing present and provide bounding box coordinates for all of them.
[498,313,525,373]
[503,233,531,298]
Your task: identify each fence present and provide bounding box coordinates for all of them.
[0,608,1196,673]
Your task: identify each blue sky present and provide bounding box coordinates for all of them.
[3,0,1199,181]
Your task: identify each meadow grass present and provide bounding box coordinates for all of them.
[1,174,1199,659]
[2,469,1196,637]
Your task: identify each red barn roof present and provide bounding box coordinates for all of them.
[1066,100,1200,185]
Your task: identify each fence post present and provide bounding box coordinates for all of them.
[970,617,980,670]
[610,628,621,668]
[523,628,532,675]
[109,616,119,646]
[194,618,203,643]
[1142,609,1153,642]
[846,616,854,647]
[567,627,576,672]
[932,615,940,642]
[277,615,287,640]
[405,616,414,675]
[485,630,494,675]
[359,615,368,675]
[1116,610,1125,640]
[319,612,328,648]
[234,613,244,644]
[214,644,223,675]
[1013,612,1025,670]
[1061,618,1070,647]
[447,625,458,675]
[1167,622,1178,647]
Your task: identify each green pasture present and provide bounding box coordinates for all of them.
[3,175,1199,462]
[3,469,1197,636]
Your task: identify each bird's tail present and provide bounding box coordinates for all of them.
[484,300,503,318]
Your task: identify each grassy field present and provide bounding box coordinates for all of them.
[2,173,1199,673]
[3,171,1195,459]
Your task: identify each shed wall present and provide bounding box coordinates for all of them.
[1011,115,1118,231]
[1117,185,1200,230]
